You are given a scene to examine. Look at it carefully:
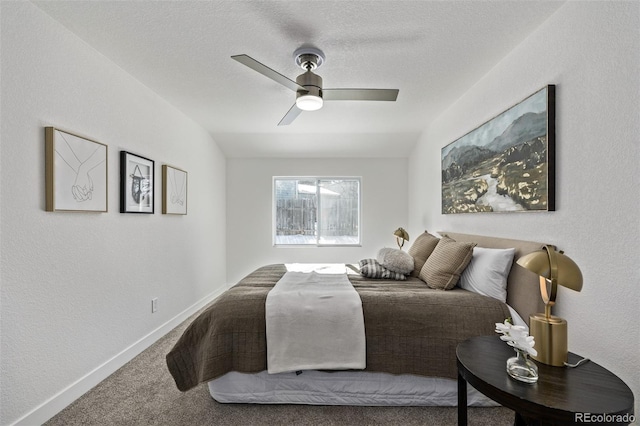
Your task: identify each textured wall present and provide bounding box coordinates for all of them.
[226,158,408,284]
[0,2,227,424]
[408,0,639,416]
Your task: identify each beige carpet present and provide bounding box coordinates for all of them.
[46,310,515,426]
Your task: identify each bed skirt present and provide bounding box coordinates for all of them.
[208,370,498,407]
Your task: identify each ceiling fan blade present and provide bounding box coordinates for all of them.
[323,89,399,102]
[278,104,304,126]
[231,54,306,92]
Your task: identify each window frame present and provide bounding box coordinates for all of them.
[272,176,362,247]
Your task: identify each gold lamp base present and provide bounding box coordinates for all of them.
[529,313,568,367]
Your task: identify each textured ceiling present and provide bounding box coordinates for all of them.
[33,1,564,158]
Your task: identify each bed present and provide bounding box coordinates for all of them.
[166,232,546,406]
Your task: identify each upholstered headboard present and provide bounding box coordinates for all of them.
[440,231,547,326]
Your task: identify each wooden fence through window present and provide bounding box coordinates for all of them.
[275,198,358,236]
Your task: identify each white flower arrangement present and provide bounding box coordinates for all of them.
[495,318,538,357]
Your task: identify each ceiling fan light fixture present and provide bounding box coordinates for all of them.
[231,48,399,125]
[296,94,323,111]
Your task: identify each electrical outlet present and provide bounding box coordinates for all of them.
[151,298,158,313]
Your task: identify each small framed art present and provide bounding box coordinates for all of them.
[162,165,188,215]
[120,151,154,214]
[45,127,108,212]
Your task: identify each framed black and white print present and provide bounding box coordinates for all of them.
[162,165,187,215]
[120,151,154,214]
[45,127,108,213]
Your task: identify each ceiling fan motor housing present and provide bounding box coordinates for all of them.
[296,70,323,99]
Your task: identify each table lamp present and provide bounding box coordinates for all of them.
[516,245,583,366]
[393,228,409,249]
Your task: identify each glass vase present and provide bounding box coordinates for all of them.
[506,349,539,383]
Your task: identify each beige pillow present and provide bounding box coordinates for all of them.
[420,237,476,290]
[407,231,440,277]
[377,248,414,275]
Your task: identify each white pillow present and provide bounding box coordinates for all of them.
[377,247,414,275]
[459,247,515,302]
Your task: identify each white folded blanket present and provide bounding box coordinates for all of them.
[265,270,366,374]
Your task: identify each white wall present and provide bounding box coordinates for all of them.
[408,0,639,415]
[0,2,227,424]
[227,158,408,284]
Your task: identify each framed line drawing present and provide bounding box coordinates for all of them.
[120,151,154,214]
[162,165,188,215]
[45,127,108,212]
[441,85,555,214]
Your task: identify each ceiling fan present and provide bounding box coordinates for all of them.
[231,47,399,126]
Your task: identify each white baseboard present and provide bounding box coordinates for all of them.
[12,285,231,426]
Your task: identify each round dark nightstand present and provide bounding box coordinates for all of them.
[456,335,635,426]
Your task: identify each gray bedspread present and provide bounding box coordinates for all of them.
[166,264,510,392]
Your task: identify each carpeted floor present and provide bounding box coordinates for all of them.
[45,310,515,426]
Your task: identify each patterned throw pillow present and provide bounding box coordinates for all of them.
[419,237,476,290]
[407,231,440,277]
[359,259,407,281]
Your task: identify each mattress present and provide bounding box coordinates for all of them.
[208,370,498,407]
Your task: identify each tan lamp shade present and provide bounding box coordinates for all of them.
[394,228,409,249]
[516,246,583,292]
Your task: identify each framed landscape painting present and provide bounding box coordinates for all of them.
[441,85,555,214]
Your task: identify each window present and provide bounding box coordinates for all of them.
[273,177,361,246]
